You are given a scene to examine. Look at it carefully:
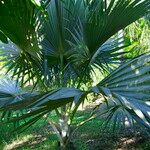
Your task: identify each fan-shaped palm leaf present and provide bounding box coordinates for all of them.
[92,53,150,129]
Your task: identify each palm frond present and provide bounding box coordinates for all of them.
[0,78,36,127]
[0,0,47,87]
[65,0,150,78]
[84,0,150,53]
[0,87,84,132]
[35,0,87,86]
[92,53,150,129]
[0,41,44,87]
[0,0,39,55]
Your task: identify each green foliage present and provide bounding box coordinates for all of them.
[124,18,150,58]
[0,111,149,150]
[1,0,149,87]
[93,53,150,129]
[0,0,150,148]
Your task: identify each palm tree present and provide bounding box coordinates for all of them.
[0,0,150,149]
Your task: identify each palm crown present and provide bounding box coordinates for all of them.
[0,0,150,148]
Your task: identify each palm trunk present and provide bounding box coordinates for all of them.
[58,115,75,150]
[49,112,75,150]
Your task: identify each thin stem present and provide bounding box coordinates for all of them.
[71,114,97,137]
[71,108,110,137]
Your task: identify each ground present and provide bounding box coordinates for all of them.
[0,109,150,150]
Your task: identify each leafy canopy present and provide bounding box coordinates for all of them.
[0,0,150,131]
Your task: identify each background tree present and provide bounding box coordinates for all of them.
[0,0,150,149]
[124,17,150,58]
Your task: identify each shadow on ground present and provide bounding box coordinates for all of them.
[1,109,150,150]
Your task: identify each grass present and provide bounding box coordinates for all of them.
[0,110,150,150]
